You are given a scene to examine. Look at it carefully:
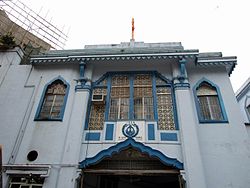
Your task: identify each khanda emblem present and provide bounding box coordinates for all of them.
[122,121,139,138]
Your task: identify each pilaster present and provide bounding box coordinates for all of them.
[172,59,207,188]
[56,61,92,188]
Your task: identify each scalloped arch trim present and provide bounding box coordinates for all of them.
[79,138,183,170]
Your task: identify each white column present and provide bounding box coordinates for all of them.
[172,60,207,188]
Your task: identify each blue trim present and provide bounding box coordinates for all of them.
[193,77,228,123]
[174,83,190,89]
[84,87,93,130]
[179,58,187,84]
[129,75,134,119]
[180,60,186,76]
[85,132,101,141]
[148,124,155,140]
[160,133,178,141]
[79,138,183,169]
[79,61,86,78]
[171,84,179,130]
[92,72,109,87]
[105,124,114,140]
[75,85,91,91]
[155,72,172,84]
[34,76,70,121]
[152,73,158,120]
[104,75,112,121]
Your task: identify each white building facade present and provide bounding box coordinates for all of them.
[236,77,250,138]
[0,42,249,188]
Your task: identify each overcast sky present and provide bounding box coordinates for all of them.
[15,0,250,91]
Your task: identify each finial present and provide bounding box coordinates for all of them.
[131,17,135,41]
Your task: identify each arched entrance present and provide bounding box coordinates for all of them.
[79,139,185,188]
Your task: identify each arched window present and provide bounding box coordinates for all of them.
[35,78,69,121]
[194,79,228,123]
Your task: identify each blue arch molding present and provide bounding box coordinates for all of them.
[193,77,228,123]
[34,75,70,121]
[79,138,183,170]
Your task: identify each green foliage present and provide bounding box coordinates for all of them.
[0,33,16,47]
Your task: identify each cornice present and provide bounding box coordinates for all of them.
[30,51,199,64]
[196,56,237,76]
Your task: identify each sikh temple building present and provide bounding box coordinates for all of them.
[0,40,249,188]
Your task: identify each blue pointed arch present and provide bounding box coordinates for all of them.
[79,138,183,169]
[34,75,70,121]
[193,77,228,123]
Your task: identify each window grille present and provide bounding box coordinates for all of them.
[39,80,66,119]
[133,75,153,120]
[88,88,106,130]
[93,88,107,95]
[88,104,105,130]
[157,87,175,130]
[156,77,167,85]
[8,176,44,188]
[197,83,223,120]
[109,75,130,120]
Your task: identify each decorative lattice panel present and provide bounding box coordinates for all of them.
[111,87,129,98]
[88,104,105,130]
[157,87,175,130]
[134,74,152,86]
[93,88,107,95]
[156,77,167,85]
[47,82,66,94]
[197,83,217,96]
[111,75,129,86]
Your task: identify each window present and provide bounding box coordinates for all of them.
[109,75,130,120]
[194,79,227,123]
[156,87,175,130]
[35,78,69,121]
[88,72,177,130]
[133,74,154,120]
[9,176,44,188]
[88,87,107,130]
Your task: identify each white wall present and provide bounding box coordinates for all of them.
[1,48,250,188]
[188,65,250,188]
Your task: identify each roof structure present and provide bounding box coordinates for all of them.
[30,41,237,75]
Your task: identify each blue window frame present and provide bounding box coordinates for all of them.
[87,71,178,130]
[193,78,228,123]
[34,76,70,121]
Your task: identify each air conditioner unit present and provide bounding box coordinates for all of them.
[92,94,105,102]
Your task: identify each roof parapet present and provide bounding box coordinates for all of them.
[85,41,184,50]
